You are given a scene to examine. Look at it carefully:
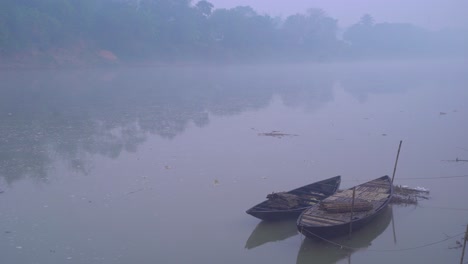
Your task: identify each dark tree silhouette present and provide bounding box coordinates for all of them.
[196,0,214,17]
[0,2,465,62]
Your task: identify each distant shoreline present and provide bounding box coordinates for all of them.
[1,49,465,71]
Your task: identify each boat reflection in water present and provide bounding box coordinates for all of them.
[296,206,393,264]
[245,219,298,249]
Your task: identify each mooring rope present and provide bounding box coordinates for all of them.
[398,175,468,180]
[301,228,465,252]
[340,175,468,183]
[419,205,468,212]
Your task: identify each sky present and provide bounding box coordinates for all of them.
[207,0,468,30]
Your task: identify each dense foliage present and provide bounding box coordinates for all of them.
[0,0,466,62]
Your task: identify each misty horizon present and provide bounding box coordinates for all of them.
[208,0,468,30]
[1,0,467,68]
[1,1,467,264]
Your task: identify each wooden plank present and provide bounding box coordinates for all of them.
[301,215,347,226]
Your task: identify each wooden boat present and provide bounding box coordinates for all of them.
[246,176,341,221]
[297,175,393,238]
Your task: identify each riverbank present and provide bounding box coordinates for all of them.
[0,47,120,70]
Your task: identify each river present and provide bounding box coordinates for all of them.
[0,60,467,263]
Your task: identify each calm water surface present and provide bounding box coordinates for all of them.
[0,61,467,264]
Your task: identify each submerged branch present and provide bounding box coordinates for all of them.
[258,131,299,138]
[390,185,430,206]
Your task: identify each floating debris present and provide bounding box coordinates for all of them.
[395,185,430,194]
[126,188,144,195]
[439,112,447,115]
[390,195,418,205]
[449,239,463,249]
[258,131,298,138]
[390,185,430,206]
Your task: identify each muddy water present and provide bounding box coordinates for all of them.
[0,61,467,263]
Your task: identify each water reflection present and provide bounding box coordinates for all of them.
[245,219,298,249]
[296,206,393,264]
[339,69,414,103]
[0,66,336,184]
[0,63,436,184]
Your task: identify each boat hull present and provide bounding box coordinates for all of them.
[297,175,393,238]
[247,176,341,221]
[298,202,389,238]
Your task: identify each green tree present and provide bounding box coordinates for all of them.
[360,14,375,27]
[209,6,277,59]
[281,8,339,59]
[91,1,158,58]
[196,0,214,17]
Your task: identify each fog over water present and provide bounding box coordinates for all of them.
[1,61,467,263]
[0,1,467,263]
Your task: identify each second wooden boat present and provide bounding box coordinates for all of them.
[297,175,393,238]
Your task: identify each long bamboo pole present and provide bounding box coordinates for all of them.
[392,140,403,184]
[349,187,356,239]
[461,224,468,264]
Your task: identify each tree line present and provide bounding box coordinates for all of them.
[0,0,466,63]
